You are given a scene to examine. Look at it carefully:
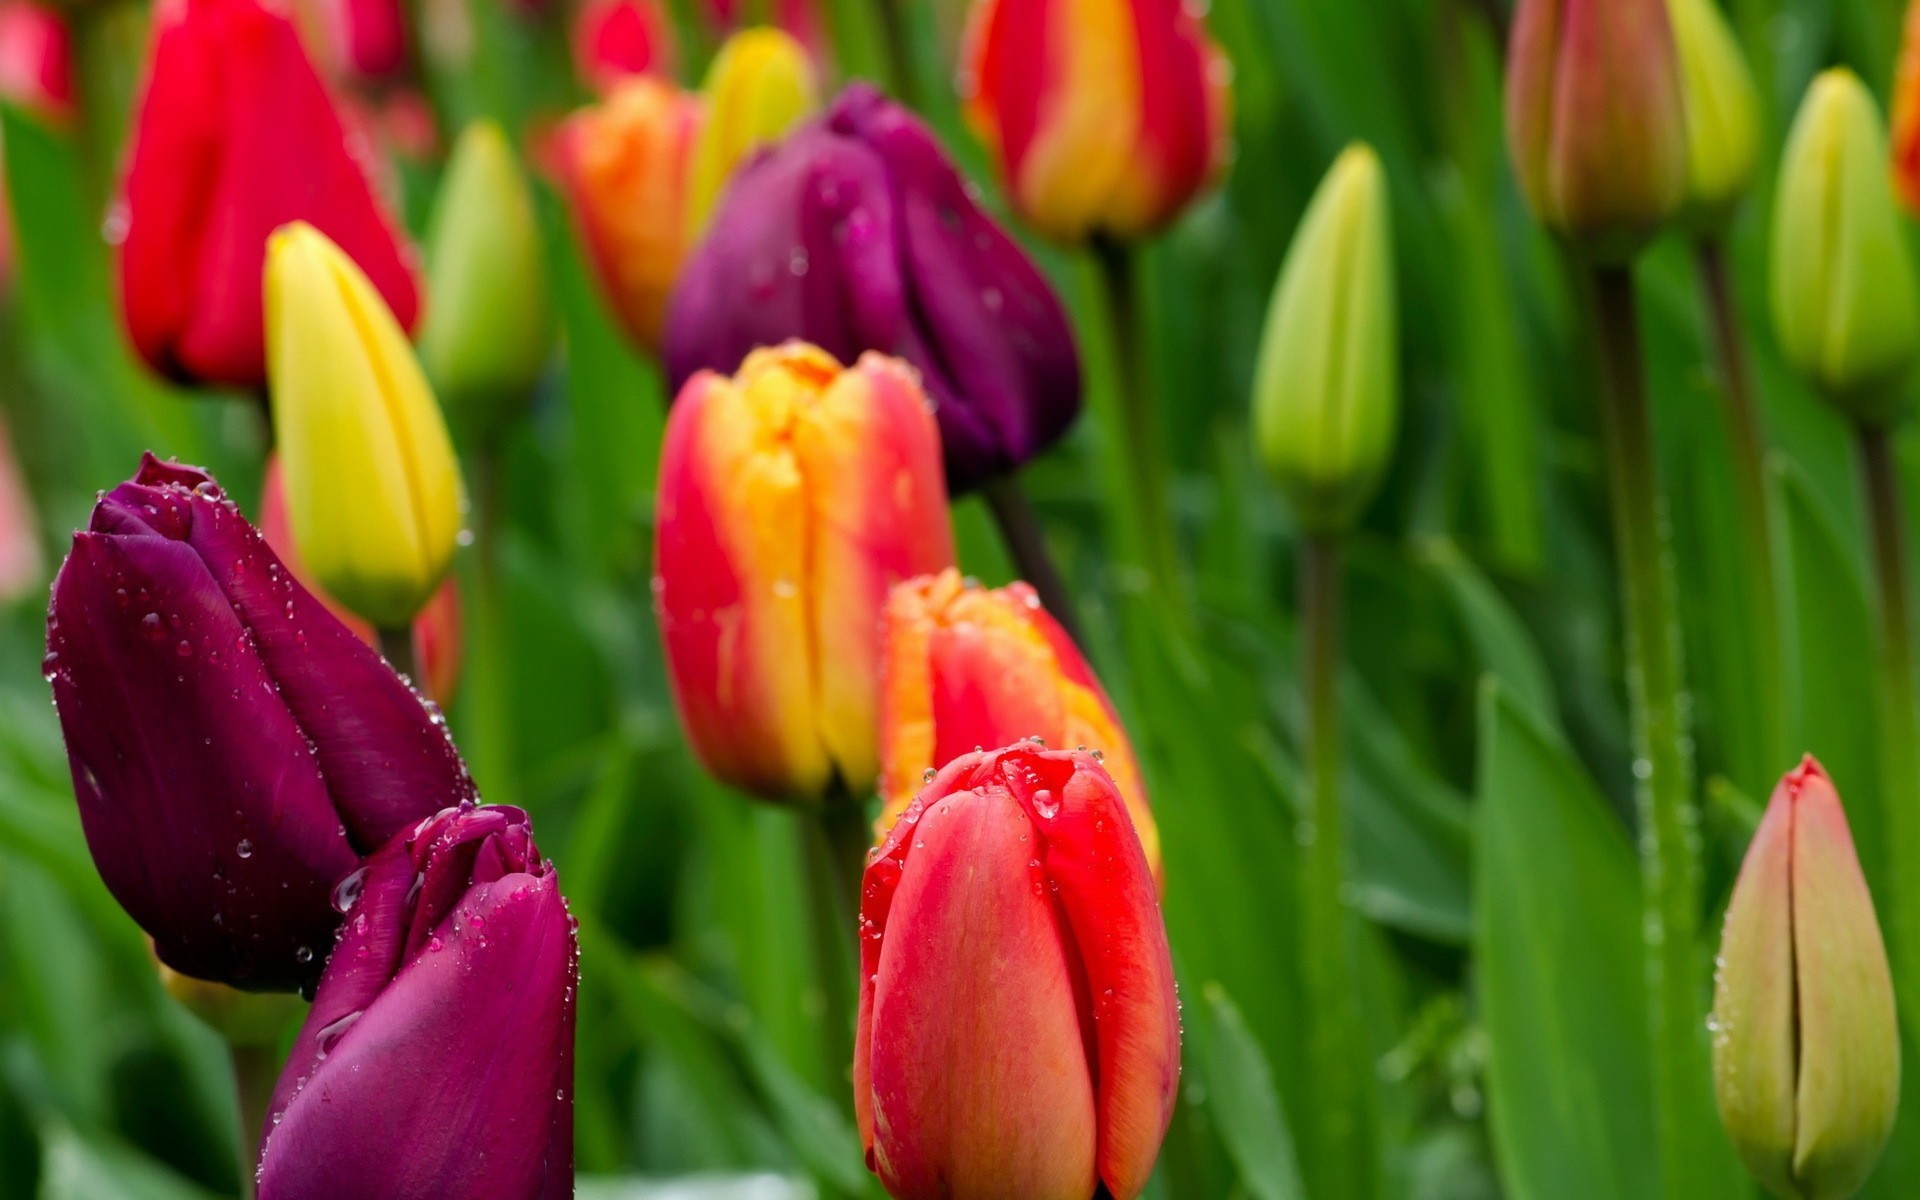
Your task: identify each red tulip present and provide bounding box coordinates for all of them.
[116,0,420,389]
[856,745,1179,1199]
[572,0,673,95]
[312,0,409,84]
[0,0,71,124]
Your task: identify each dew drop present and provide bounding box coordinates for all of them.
[236,838,254,859]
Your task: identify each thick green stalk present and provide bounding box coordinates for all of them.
[870,0,922,109]
[377,625,418,689]
[982,474,1086,647]
[1695,240,1787,784]
[232,1042,278,1198]
[802,790,872,1105]
[1298,531,1367,1200]
[464,447,518,806]
[1858,425,1920,1026]
[1589,266,1706,1200]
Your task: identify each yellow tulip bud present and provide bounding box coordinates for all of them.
[1770,69,1920,424]
[1667,0,1760,226]
[265,221,465,629]
[1251,144,1398,533]
[683,27,818,240]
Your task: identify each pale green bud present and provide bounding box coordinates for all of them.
[1667,0,1760,226]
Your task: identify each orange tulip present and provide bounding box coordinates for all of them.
[1893,0,1920,213]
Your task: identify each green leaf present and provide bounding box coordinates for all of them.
[1188,981,1308,1200]
[34,1125,222,1200]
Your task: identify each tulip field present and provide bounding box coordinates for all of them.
[13,0,1920,1197]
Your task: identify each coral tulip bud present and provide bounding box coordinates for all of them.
[266,221,465,629]
[959,0,1231,244]
[856,746,1179,1200]
[0,0,71,125]
[555,76,703,349]
[1711,757,1899,1200]
[1251,144,1397,534]
[1503,0,1689,260]
[878,569,1156,871]
[45,456,476,990]
[573,0,673,96]
[417,121,553,435]
[117,0,419,389]
[655,343,955,802]
[1770,69,1920,424]
[665,84,1081,493]
[257,803,575,1199]
[1667,0,1760,226]
[684,27,817,238]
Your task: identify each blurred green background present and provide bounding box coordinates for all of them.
[2,0,1917,1196]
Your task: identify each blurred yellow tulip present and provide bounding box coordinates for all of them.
[684,27,817,240]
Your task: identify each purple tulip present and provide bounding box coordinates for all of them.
[663,82,1082,493]
[256,803,576,1200]
[44,455,476,991]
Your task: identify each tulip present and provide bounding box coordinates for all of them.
[266,221,464,629]
[417,120,553,435]
[1770,69,1920,425]
[311,0,408,83]
[654,342,954,802]
[259,455,462,703]
[554,76,703,349]
[664,83,1082,493]
[683,27,817,239]
[572,0,673,96]
[877,569,1156,870]
[1711,756,1899,1200]
[0,411,41,601]
[958,0,1231,244]
[1503,0,1689,260]
[44,455,476,989]
[1251,143,1397,534]
[116,0,419,390]
[702,0,823,56]
[1896,0,1920,214]
[1666,0,1760,226]
[855,745,1179,1200]
[0,0,71,124]
[256,803,576,1199]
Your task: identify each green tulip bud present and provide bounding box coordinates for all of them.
[1770,69,1920,425]
[1251,143,1397,533]
[1712,757,1900,1200]
[416,120,554,437]
[1667,0,1760,227]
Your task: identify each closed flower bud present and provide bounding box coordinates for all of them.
[417,121,553,435]
[1503,0,1689,260]
[117,0,419,389]
[257,803,576,1199]
[555,76,703,349]
[665,84,1082,492]
[856,746,1179,1200]
[0,0,72,125]
[959,0,1231,244]
[1711,757,1899,1200]
[45,456,476,990]
[684,27,816,238]
[572,0,673,95]
[1251,144,1397,533]
[311,0,408,84]
[1770,69,1920,424]
[1895,0,1920,214]
[1667,0,1760,225]
[654,343,954,802]
[878,569,1156,871]
[266,221,465,629]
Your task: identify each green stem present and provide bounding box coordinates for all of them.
[981,474,1085,648]
[1091,236,1185,624]
[1694,239,1787,781]
[465,447,518,805]
[870,0,922,109]
[1298,531,1366,1200]
[802,791,872,1104]
[230,1043,279,1198]
[1589,265,1704,1200]
[377,625,418,688]
[1858,424,1920,1027]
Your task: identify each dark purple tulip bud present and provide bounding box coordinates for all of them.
[663,82,1082,493]
[44,455,476,991]
[257,803,576,1200]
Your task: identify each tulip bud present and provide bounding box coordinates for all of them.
[0,0,72,125]
[1503,0,1689,260]
[878,569,1157,871]
[257,803,576,1198]
[45,456,476,989]
[117,0,420,389]
[265,221,465,629]
[654,343,954,802]
[1895,0,1920,214]
[683,27,817,239]
[1770,69,1920,425]
[959,0,1231,244]
[1711,757,1899,1200]
[1667,0,1760,226]
[416,121,553,435]
[665,84,1082,493]
[0,412,41,602]
[555,76,704,349]
[1251,144,1397,534]
[310,0,408,84]
[572,0,673,96]
[856,745,1179,1200]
